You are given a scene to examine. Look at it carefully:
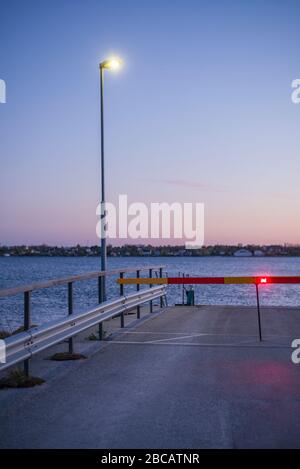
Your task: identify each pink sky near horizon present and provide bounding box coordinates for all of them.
[2,179,299,246]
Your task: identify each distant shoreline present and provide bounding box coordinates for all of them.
[1,244,300,258]
[1,254,300,258]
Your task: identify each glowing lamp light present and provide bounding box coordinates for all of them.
[100,57,123,71]
[260,277,268,284]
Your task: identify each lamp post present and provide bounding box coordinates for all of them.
[99,57,122,302]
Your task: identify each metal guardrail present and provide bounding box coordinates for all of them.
[0,265,165,375]
[0,285,166,372]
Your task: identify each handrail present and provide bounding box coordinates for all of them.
[0,285,167,372]
[0,265,165,298]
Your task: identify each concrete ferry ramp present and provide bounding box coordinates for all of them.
[0,305,300,448]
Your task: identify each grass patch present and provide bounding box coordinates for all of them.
[12,325,38,335]
[0,325,38,340]
[0,369,44,389]
[87,333,98,341]
[87,330,107,341]
[0,330,10,339]
[49,352,86,361]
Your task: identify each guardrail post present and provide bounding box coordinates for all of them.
[99,274,106,303]
[136,270,140,319]
[119,272,124,296]
[98,275,102,304]
[68,282,74,353]
[159,267,163,307]
[119,272,125,327]
[98,276,104,339]
[149,268,153,313]
[98,322,103,340]
[23,291,31,376]
[120,312,125,328]
[255,284,262,342]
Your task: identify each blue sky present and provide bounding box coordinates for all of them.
[1,0,300,245]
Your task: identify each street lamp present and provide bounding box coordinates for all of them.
[99,57,122,302]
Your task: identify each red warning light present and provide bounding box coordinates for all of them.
[260,277,268,284]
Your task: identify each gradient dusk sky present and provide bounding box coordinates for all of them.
[1,0,300,246]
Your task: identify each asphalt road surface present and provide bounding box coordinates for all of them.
[0,305,300,448]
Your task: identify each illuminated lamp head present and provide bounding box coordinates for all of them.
[100,57,123,71]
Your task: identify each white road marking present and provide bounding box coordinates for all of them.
[117,330,294,338]
[146,333,222,344]
[108,340,290,349]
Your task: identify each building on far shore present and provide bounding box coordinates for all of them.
[254,249,265,257]
[233,248,253,257]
